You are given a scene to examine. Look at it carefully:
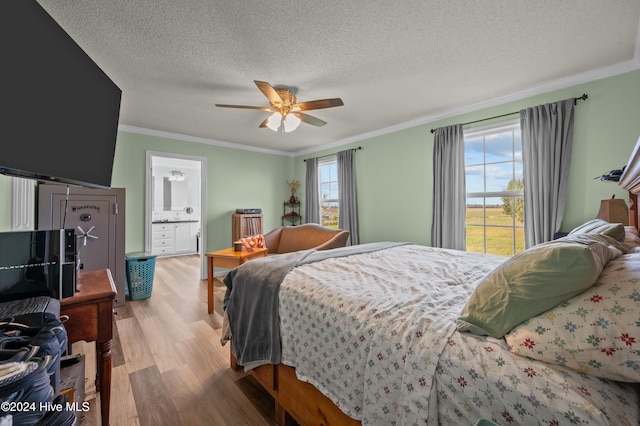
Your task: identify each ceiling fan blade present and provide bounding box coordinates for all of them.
[215,104,273,112]
[294,98,343,111]
[258,117,269,128]
[295,112,326,127]
[254,80,283,106]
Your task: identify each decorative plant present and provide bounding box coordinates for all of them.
[287,180,299,202]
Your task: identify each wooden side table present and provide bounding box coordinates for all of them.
[61,269,116,426]
[205,247,268,313]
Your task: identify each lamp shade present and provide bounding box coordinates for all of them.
[283,113,301,133]
[266,112,282,132]
[596,198,629,225]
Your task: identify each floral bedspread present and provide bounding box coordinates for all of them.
[278,244,640,425]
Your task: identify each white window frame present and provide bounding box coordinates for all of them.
[465,119,524,255]
[318,156,339,228]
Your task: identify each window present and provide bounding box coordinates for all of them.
[465,121,524,256]
[319,158,339,229]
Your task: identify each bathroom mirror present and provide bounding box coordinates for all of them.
[163,177,189,210]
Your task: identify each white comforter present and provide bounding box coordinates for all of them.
[278,244,640,425]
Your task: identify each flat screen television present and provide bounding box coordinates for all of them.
[0,1,122,189]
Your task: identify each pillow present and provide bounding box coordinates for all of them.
[505,252,640,382]
[568,218,625,242]
[457,234,627,339]
[240,234,265,251]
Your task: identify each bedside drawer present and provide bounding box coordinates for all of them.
[153,230,174,240]
[152,245,175,255]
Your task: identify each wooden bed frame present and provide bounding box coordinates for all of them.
[629,193,638,229]
[231,138,640,426]
[231,354,359,425]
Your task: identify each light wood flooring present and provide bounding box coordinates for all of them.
[78,254,281,426]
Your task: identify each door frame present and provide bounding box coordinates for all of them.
[145,151,207,279]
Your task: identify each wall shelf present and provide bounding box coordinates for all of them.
[282,201,301,226]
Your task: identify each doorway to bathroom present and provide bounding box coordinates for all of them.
[145,151,207,279]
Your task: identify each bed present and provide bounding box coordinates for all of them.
[221,142,640,425]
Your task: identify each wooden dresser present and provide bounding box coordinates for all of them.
[61,269,116,426]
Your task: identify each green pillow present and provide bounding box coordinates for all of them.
[457,234,627,338]
[568,218,625,242]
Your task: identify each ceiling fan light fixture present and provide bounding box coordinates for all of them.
[216,80,343,132]
[266,111,282,132]
[283,113,301,133]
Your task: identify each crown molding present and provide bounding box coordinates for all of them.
[293,58,640,157]
[117,124,294,157]
[118,57,640,160]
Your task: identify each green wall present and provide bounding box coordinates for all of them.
[1,70,639,254]
[111,132,292,254]
[293,125,433,245]
[294,69,640,245]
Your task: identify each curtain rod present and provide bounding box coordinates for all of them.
[429,93,588,134]
[303,146,362,162]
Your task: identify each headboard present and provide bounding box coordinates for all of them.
[628,193,638,229]
[618,136,640,229]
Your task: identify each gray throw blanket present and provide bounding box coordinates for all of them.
[224,249,315,371]
[224,242,409,371]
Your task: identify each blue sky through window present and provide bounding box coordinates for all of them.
[320,162,339,201]
[465,129,522,194]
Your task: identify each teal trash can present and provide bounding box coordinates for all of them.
[125,252,157,300]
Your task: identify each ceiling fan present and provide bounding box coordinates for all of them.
[215,80,344,133]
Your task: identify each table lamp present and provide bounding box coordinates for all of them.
[596,195,629,225]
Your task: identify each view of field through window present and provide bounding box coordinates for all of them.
[466,200,525,256]
[320,159,339,229]
[465,122,524,256]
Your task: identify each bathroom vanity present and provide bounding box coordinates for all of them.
[151,220,199,256]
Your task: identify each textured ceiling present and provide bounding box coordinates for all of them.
[37,0,640,155]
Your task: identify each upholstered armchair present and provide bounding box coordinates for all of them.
[263,223,349,254]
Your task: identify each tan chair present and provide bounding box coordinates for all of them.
[263,223,349,254]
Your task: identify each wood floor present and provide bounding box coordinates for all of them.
[79,254,281,426]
